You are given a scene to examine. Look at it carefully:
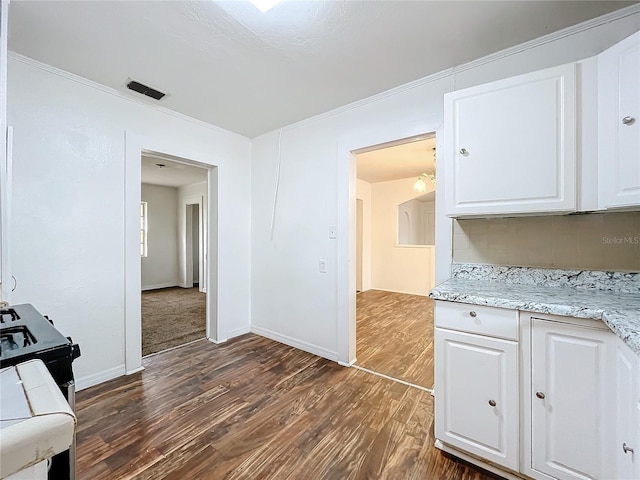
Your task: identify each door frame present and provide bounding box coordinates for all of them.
[184,196,205,293]
[124,132,219,374]
[337,124,450,366]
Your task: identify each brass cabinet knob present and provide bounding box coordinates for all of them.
[469,311,477,318]
[488,399,496,407]
[535,392,545,399]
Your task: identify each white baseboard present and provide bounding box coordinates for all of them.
[228,325,250,338]
[208,337,227,345]
[337,358,357,367]
[126,366,145,375]
[250,325,337,362]
[75,364,126,391]
[141,282,178,291]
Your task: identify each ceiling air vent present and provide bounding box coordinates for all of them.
[126,80,166,100]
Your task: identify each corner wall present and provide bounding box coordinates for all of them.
[250,11,640,364]
[141,183,179,290]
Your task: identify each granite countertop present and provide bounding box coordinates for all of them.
[429,264,640,355]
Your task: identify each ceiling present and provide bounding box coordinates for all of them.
[357,137,436,184]
[141,154,208,188]
[8,1,636,138]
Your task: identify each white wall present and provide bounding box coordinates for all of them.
[251,12,640,364]
[7,55,251,389]
[371,177,435,296]
[141,183,179,290]
[356,179,371,292]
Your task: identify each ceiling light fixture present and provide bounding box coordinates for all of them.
[414,172,436,192]
[249,0,282,13]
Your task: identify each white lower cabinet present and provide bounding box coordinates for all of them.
[528,318,614,480]
[435,328,519,471]
[614,337,640,480]
[434,302,640,480]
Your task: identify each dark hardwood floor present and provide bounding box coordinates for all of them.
[76,334,497,480]
[356,290,434,389]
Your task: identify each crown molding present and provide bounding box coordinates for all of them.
[8,3,640,140]
[8,51,249,141]
[258,3,640,138]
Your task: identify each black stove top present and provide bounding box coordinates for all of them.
[0,304,80,385]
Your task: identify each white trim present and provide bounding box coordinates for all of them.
[352,364,434,393]
[75,365,126,391]
[7,4,637,143]
[124,133,220,374]
[141,282,178,291]
[7,52,248,141]
[126,366,144,375]
[251,325,338,361]
[434,440,525,480]
[143,337,206,359]
[337,358,357,367]
[228,325,251,338]
[369,287,431,297]
[253,4,640,140]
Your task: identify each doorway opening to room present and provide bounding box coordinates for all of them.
[353,133,437,390]
[140,153,209,357]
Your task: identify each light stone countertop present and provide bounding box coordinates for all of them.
[429,264,640,355]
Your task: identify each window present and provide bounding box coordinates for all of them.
[140,202,148,257]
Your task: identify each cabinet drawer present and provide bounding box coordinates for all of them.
[435,301,518,340]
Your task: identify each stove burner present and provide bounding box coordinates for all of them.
[0,308,21,323]
[0,326,37,356]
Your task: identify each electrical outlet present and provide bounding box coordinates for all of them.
[319,260,327,273]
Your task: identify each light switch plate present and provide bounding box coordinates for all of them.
[319,260,327,273]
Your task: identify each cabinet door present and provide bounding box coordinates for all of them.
[598,31,640,209]
[614,337,640,480]
[531,319,614,480]
[444,63,576,217]
[0,0,8,303]
[435,328,518,470]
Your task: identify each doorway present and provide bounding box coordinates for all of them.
[352,133,437,389]
[140,153,209,356]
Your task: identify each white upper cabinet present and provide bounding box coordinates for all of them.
[444,64,577,217]
[598,31,640,209]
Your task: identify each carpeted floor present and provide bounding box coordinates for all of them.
[142,287,206,356]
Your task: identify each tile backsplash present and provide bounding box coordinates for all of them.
[453,212,640,272]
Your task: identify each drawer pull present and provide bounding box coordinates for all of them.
[623,443,634,454]
[622,116,635,126]
[535,392,545,399]
[488,399,496,407]
[469,311,477,318]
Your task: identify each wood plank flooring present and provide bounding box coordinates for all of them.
[76,334,498,480]
[356,290,434,389]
